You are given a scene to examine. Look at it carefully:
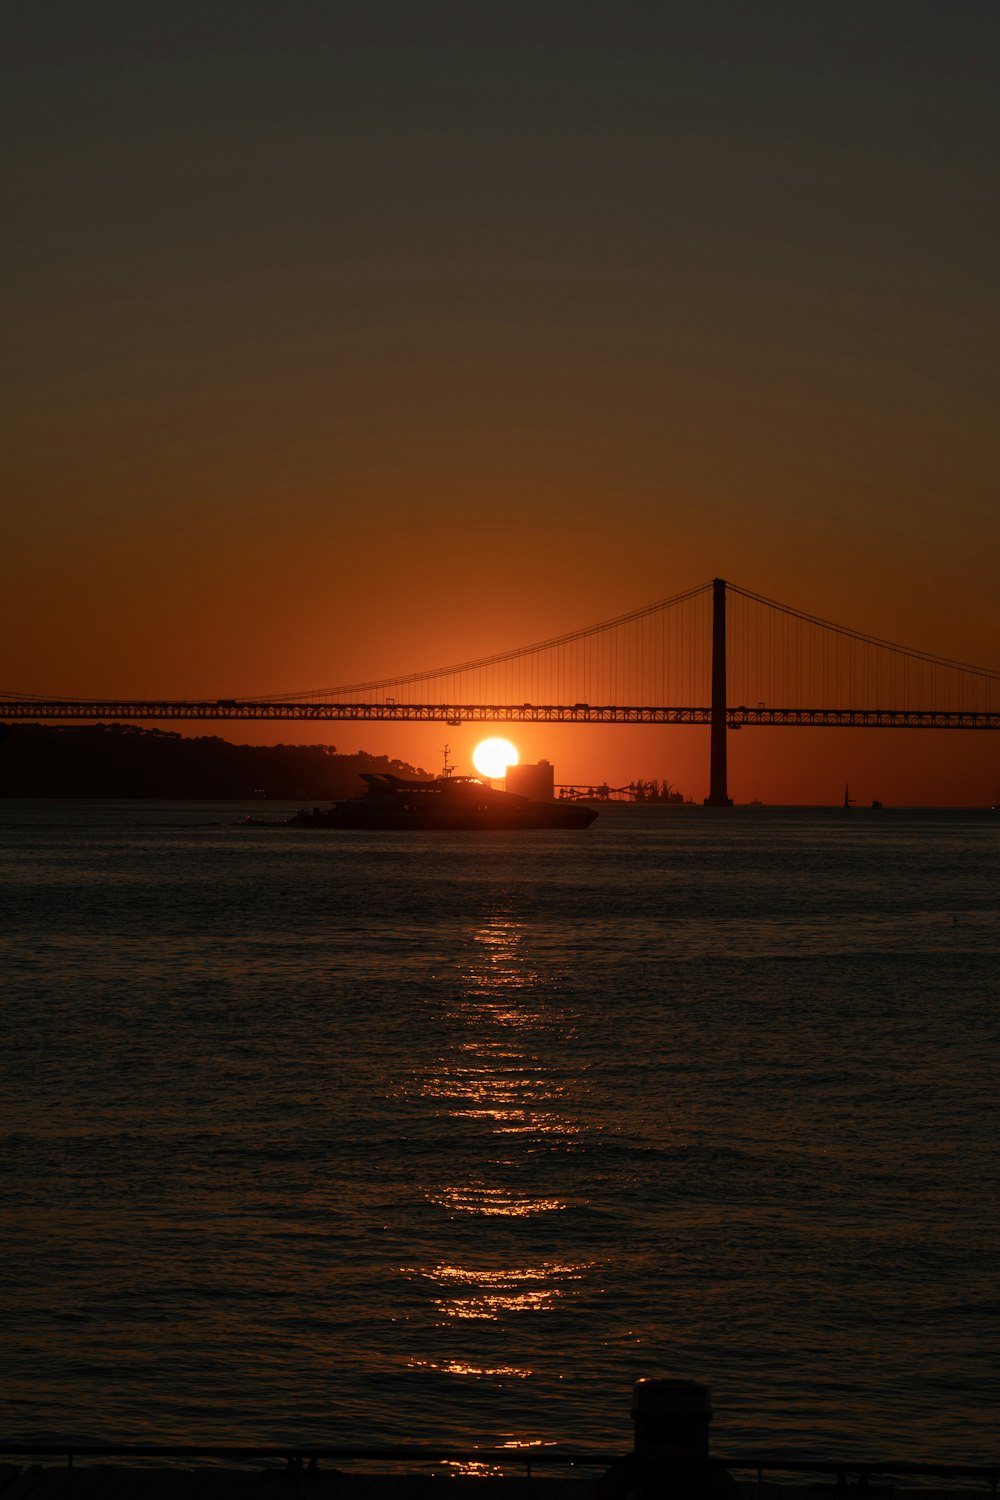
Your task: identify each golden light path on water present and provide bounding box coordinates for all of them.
[403,915,598,1433]
[409,1360,531,1379]
[425,1260,591,1319]
[439,1442,557,1479]
[5,805,998,1457]
[426,1186,566,1217]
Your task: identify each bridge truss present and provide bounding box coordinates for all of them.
[4,579,998,802]
[1,699,997,730]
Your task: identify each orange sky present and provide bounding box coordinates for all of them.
[5,3,999,804]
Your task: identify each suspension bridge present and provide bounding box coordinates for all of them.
[3,579,998,805]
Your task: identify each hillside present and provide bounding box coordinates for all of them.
[0,723,429,799]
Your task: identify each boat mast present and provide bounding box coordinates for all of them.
[442,743,453,778]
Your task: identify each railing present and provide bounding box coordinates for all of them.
[0,1443,995,1492]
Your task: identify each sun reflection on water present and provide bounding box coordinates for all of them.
[426,1263,589,1284]
[436,1290,559,1317]
[439,1461,508,1478]
[416,916,585,1218]
[428,1184,566,1217]
[407,1358,532,1378]
[421,1070,566,1103]
[418,1259,594,1317]
[407,916,595,1376]
[439,1441,557,1477]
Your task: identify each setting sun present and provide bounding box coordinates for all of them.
[472,738,519,779]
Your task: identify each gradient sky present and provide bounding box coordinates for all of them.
[5,1,999,802]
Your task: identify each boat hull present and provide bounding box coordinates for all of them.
[289,772,598,831]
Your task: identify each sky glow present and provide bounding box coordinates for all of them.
[4,1,999,801]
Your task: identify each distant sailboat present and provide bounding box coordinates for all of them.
[843,784,853,808]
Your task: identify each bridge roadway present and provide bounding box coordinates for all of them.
[2,700,998,729]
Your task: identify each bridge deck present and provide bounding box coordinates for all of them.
[2,702,998,729]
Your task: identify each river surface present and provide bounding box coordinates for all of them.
[1,801,997,1465]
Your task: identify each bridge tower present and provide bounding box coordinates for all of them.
[704,577,733,807]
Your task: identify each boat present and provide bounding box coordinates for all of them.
[290,773,599,830]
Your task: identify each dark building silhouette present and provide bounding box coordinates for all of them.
[505,759,555,800]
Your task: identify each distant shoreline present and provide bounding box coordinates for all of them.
[0,722,428,800]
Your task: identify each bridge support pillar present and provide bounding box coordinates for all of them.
[704,577,733,807]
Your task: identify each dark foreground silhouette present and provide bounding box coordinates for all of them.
[0,723,428,800]
[290,772,598,829]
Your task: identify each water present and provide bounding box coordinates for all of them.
[1,802,997,1464]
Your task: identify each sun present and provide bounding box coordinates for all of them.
[472,737,520,780]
